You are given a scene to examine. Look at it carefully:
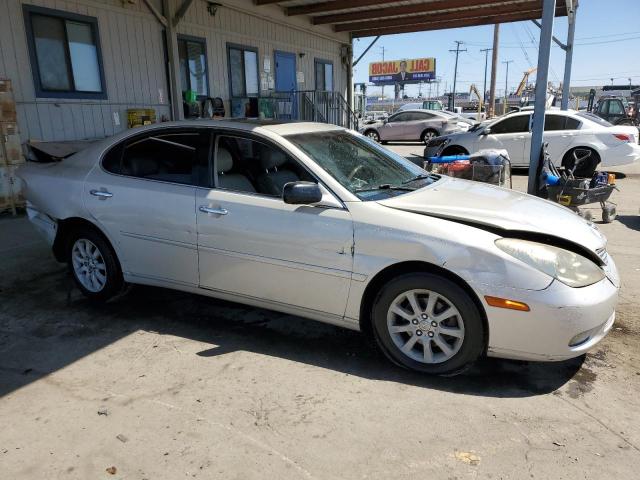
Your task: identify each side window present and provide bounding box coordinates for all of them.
[491,114,531,134]
[215,135,314,197]
[227,44,259,98]
[565,117,581,129]
[23,6,106,99]
[389,113,409,123]
[178,36,208,98]
[544,115,566,131]
[117,130,210,186]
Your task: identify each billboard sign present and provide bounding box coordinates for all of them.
[368,58,436,85]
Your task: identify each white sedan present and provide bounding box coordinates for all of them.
[19,120,619,375]
[424,110,640,174]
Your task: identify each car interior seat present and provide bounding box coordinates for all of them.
[256,147,299,196]
[217,147,256,192]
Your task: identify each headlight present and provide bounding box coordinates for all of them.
[495,238,605,288]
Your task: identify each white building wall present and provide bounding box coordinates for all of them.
[0,0,351,143]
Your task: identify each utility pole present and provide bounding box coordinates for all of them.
[449,41,467,109]
[480,48,492,106]
[379,46,386,100]
[502,60,513,114]
[488,24,500,118]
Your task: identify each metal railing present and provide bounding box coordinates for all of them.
[270,90,358,130]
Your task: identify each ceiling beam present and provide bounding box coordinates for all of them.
[313,0,564,25]
[254,0,282,5]
[335,1,547,32]
[351,7,567,38]
[286,0,391,16]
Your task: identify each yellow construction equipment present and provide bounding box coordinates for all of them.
[515,67,537,97]
[469,84,484,108]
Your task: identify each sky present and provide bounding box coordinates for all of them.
[351,0,640,98]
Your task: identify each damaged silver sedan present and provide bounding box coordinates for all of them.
[19,120,619,375]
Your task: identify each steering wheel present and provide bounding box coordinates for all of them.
[347,164,366,182]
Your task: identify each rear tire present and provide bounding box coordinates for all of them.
[371,273,485,375]
[562,148,599,178]
[67,228,123,302]
[421,129,439,144]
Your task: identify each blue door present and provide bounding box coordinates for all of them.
[274,51,297,119]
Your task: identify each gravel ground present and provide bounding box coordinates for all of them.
[1,147,639,479]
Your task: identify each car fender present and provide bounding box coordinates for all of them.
[343,202,553,322]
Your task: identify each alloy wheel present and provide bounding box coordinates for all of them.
[386,289,465,364]
[71,239,107,293]
[422,131,437,143]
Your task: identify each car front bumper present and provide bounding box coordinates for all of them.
[472,257,619,362]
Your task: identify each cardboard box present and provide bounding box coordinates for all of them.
[0,122,23,165]
[0,79,17,122]
[0,165,24,212]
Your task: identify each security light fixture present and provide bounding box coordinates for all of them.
[207,2,221,16]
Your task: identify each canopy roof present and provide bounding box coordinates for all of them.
[255,0,574,38]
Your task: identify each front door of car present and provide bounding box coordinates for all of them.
[379,112,409,140]
[85,128,210,286]
[477,114,531,166]
[195,133,354,317]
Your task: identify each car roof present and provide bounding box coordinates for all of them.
[394,109,443,115]
[109,119,345,137]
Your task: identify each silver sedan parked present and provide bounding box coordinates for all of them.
[359,109,471,144]
[19,120,619,375]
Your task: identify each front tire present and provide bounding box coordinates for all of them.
[371,273,484,375]
[68,229,123,302]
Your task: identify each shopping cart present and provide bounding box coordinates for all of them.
[545,153,617,222]
[423,145,512,188]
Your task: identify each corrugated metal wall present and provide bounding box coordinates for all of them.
[0,0,350,143]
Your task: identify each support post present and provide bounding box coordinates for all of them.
[162,0,183,120]
[488,24,500,118]
[527,0,557,195]
[561,8,577,110]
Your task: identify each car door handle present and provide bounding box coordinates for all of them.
[199,206,228,215]
[90,189,113,198]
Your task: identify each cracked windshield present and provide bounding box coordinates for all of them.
[286,131,437,200]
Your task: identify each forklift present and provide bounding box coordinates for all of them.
[587,89,638,126]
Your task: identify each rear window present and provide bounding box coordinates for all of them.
[577,112,612,127]
[544,114,581,131]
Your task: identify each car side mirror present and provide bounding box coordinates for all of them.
[283,181,322,205]
[482,127,491,135]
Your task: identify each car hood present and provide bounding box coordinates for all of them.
[377,176,606,254]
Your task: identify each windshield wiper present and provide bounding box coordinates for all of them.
[354,184,416,193]
[401,174,434,184]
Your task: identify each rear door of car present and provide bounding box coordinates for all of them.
[523,114,581,162]
[195,130,354,317]
[405,111,437,139]
[84,128,209,286]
